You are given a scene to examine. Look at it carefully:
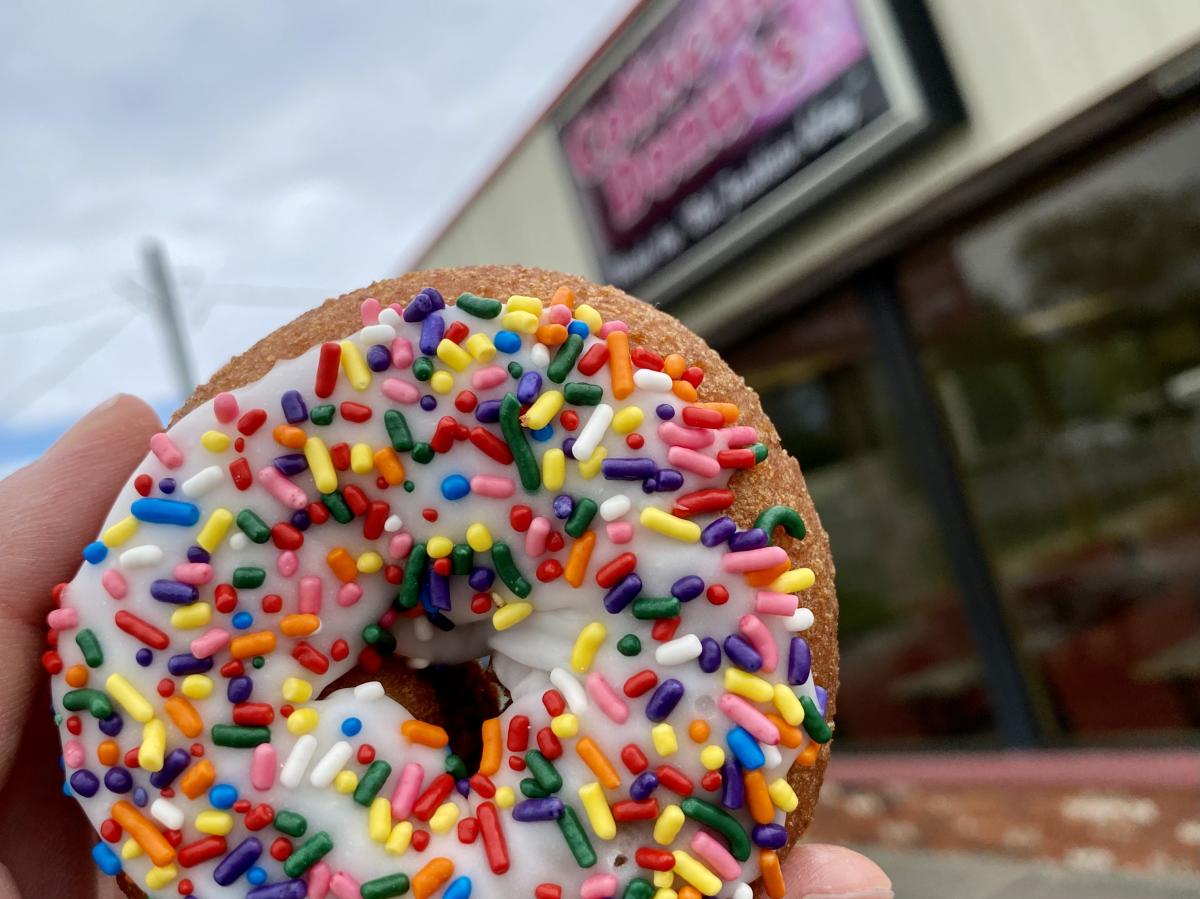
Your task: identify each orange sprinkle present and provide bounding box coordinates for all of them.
[412,857,454,899]
[551,285,576,309]
[760,848,786,898]
[671,379,699,402]
[280,613,321,637]
[111,800,175,866]
[272,424,307,448]
[564,530,597,588]
[535,323,568,346]
[401,720,450,749]
[374,447,406,486]
[179,759,215,799]
[97,739,120,767]
[698,401,739,423]
[479,717,502,776]
[687,719,710,743]
[765,713,804,749]
[744,561,791,588]
[799,741,821,767]
[326,547,358,583]
[607,331,634,400]
[678,888,702,899]
[65,664,89,688]
[164,695,203,738]
[744,769,774,824]
[576,737,620,790]
[229,631,276,660]
[663,353,686,379]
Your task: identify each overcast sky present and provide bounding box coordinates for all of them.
[0,1,632,472]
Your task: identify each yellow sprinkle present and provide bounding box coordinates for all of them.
[369,797,392,843]
[653,872,674,890]
[430,370,454,394]
[773,682,804,726]
[386,820,413,855]
[501,310,539,333]
[350,442,375,474]
[578,782,616,840]
[195,810,234,836]
[523,390,564,430]
[465,332,495,362]
[651,723,678,756]
[574,303,602,334]
[768,777,799,812]
[542,447,566,491]
[673,850,722,895]
[334,770,358,794]
[339,339,371,391]
[102,516,139,548]
[550,713,579,739]
[287,708,319,735]
[466,522,493,552]
[570,621,607,673]
[106,673,154,723]
[357,551,384,574]
[200,430,231,452]
[304,437,338,494]
[768,567,816,593]
[427,536,454,558]
[578,445,607,479]
[196,507,233,553]
[700,745,726,771]
[640,507,701,543]
[724,669,775,703]
[281,677,313,703]
[436,338,472,372]
[493,602,533,631]
[120,838,143,860]
[654,804,685,844]
[145,864,178,890]
[612,406,644,434]
[494,786,515,809]
[505,295,543,316]
[429,801,460,834]
[138,718,166,772]
[181,675,213,700]
[171,602,212,630]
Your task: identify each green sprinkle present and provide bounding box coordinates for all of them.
[362,624,397,655]
[75,628,103,668]
[62,688,112,720]
[507,361,523,379]
[308,404,335,426]
[499,393,540,493]
[444,754,468,780]
[491,542,532,598]
[680,797,751,861]
[353,760,393,806]
[564,498,597,538]
[273,810,308,837]
[412,356,435,381]
[283,831,332,878]
[800,695,832,743]
[524,749,562,793]
[520,778,550,798]
[211,724,271,748]
[754,504,806,543]
[557,804,597,868]
[385,409,414,453]
[411,442,435,464]
[232,567,266,589]
[403,480,415,492]
[631,596,680,620]
[454,292,502,319]
[360,873,411,899]
[251,656,265,669]
[616,634,642,656]
[622,878,654,899]
[451,543,474,575]
[752,442,769,463]
[563,382,603,405]
[321,490,354,524]
[547,333,584,383]
[395,543,427,610]
[235,509,271,544]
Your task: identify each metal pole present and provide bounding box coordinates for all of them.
[141,239,196,397]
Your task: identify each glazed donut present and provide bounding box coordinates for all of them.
[46,267,837,899]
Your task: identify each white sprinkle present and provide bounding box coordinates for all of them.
[761,743,783,770]
[384,514,403,532]
[655,634,703,666]
[358,323,395,345]
[280,734,318,788]
[229,532,249,550]
[119,545,164,569]
[150,797,184,830]
[550,667,589,714]
[353,681,385,702]
[599,494,631,521]
[408,657,430,670]
[530,342,550,367]
[785,608,815,632]
[413,617,434,643]
[732,884,753,899]
[571,403,613,461]
[309,740,354,788]
[181,465,224,497]
[633,368,673,392]
[378,307,403,329]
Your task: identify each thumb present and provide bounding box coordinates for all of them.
[784,843,893,898]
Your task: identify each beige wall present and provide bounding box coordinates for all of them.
[416,0,1200,338]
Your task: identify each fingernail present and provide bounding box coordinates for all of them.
[802,891,894,899]
[92,393,128,414]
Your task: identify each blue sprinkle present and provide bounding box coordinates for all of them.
[232,611,254,630]
[209,783,239,809]
[727,726,765,770]
[92,842,122,876]
[441,474,471,501]
[130,497,200,526]
[132,786,148,807]
[82,541,107,564]
[567,320,590,337]
[247,865,268,885]
[656,403,676,420]
[530,425,554,442]
[494,330,521,353]
[420,394,438,412]
[135,648,154,667]
[552,494,574,519]
[341,717,363,737]
[158,477,176,494]
[443,875,473,899]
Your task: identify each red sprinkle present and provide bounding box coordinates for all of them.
[623,669,658,698]
[706,584,730,605]
[134,474,153,496]
[545,531,564,552]
[228,457,252,491]
[100,819,122,843]
[612,798,659,821]
[244,804,274,831]
[681,406,724,428]
[445,321,469,344]
[307,501,330,525]
[363,501,389,540]
[330,639,350,662]
[595,552,637,588]
[621,744,648,774]
[651,617,681,642]
[269,837,293,861]
[576,343,609,376]
[236,409,267,436]
[455,391,478,413]
[700,770,723,792]
[631,347,664,370]
[541,690,566,716]
[292,642,330,674]
[412,773,455,821]
[625,433,645,449]
[411,829,430,852]
[114,610,171,649]
[177,835,226,868]
[717,448,757,469]
[477,801,510,874]
[656,765,694,796]
[509,505,533,532]
[214,584,238,614]
[422,508,439,523]
[314,342,341,398]
[342,484,369,516]
[535,559,562,582]
[507,716,530,752]
[635,847,675,871]
[270,523,303,550]
[457,816,479,844]
[468,773,496,798]
[536,727,562,760]
[232,703,274,726]
[339,401,372,423]
[329,442,351,471]
[357,744,376,765]
[431,416,459,453]
[469,427,514,465]
[534,885,562,899]
[672,488,736,518]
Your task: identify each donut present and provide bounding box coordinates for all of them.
[45,266,837,899]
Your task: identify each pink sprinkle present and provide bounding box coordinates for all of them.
[390,335,414,368]
[360,297,381,325]
[213,392,239,424]
[382,377,420,404]
[546,304,572,326]
[258,467,309,510]
[740,614,778,673]
[471,365,508,390]
[719,693,780,745]
[755,591,799,616]
[471,474,515,498]
[101,569,128,600]
[277,550,299,577]
[172,562,213,585]
[581,874,618,899]
[306,862,331,899]
[725,425,758,448]
[191,628,230,659]
[607,521,635,544]
[149,432,184,469]
[691,830,743,880]
[525,516,550,557]
[585,672,629,724]
[250,743,276,791]
[64,739,85,769]
[298,576,322,614]
[722,546,789,573]
[337,583,363,607]
[598,320,629,337]
[388,533,414,559]
[47,607,78,630]
[659,421,715,449]
[379,609,399,628]
[329,872,360,899]
[667,445,721,478]
[391,762,424,818]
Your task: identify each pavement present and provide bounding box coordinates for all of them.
[854,845,1200,899]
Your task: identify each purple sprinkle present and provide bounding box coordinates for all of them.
[428,611,455,632]
[601,457,657,480]
[721,758,744,809]
[419,312,445,355]
[150,579,198,605]
[132,786,148,807]
[186,545,210,563]
[516,371,542,404]
[475,400,501,423]
[753,823,788,849]
[645,678,684,722]
[552,494,574,519]
[247,882,308,899]
[513,798,565,822]
[290,509,311,531]
[99,711,124,736]
[653,469,684,492]
[367,343,391,371]
[641,478,657,495]
[149,748,190,788]
[670,575,704,601]
[630,771,658,801]
[655,404,676,420]
[456,779,471,798]
[227,676,253,704]
[213,837,263,887]
[273,453,308,477]
[698,637,721,673]
[724,634,763,672]
[787,637,812,686]
[429,572,452,611]
[167,653,213,676]
[561,437,577,458]
[728,528,768,551]
[421,286,446,310]
[468,567,495,591]
[280,389,308,424]
[402,292,433,322]
[603,574,642,614]
[815,684,828,717]
[419,394,438,412]
[158,477,175,494]
[104,767,132,793]
[700,516,737,548]
[134,648,154,667]
[70,769,100,798]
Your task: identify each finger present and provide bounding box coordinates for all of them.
[784,843,893,899]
